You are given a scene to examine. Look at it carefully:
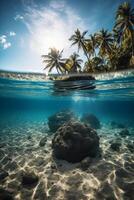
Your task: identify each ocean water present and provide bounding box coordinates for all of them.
[0,75,134,126]
[0,72,134,200]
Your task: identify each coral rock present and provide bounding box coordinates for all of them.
[48,110,76,132]
[21,171,39,188]
[52,121,100,163]
[81,114,101,129]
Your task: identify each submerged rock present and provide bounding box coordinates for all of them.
[27,136,32,140]
[0,170,8,181]
[21,171,39,188]
[81,114,101,129]
[48,110,76,132]
[110,141,121,151]
[39,137,47,147]
[52,121,100,163]
[127,142,134,153]
[0,187,14,200]
[119,129,130,137]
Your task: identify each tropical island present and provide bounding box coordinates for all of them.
[42,2,134,75]
[0,1,134,200]
[0,2,134,81]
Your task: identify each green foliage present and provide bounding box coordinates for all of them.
[65,53,83,73]
[42,2,134,74]
[69,29,90,61]
[42,48,67,74]
[114,2,134,51]
[83,57,108,73]
[86,34,98,57]
[95,29,114,58]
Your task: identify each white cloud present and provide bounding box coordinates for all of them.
[9,31,16,36]
[50,0,65,10]
[0,31,16,50]
[3,42,11,49]
[14,14,24,21]
[22,0,96,71]
[0,35,7,44]
[24,2,86,56]
[0,35,11,50]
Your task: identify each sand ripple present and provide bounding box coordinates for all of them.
[0,122,134,200]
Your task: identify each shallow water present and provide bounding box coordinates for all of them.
[0,71,134,200]
[0,74,134,125]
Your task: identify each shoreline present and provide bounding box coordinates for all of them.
[0,69,134,81]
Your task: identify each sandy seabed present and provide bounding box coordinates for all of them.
[0,122,134,200]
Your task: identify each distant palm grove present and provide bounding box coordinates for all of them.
[42,2,134,74]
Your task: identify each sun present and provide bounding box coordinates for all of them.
[29,25,69,56]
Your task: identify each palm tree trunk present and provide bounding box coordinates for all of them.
[56,67,60,74]
[94,49,97,57]
[81,41,90,62]
[83,46,90,62]
[131,30,134,56]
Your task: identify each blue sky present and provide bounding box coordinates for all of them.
[0,0,134,73]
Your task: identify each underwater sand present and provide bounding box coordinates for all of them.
[0,122,134,200]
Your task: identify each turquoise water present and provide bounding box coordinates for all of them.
[0,72,134,200]
[0,74,134,126]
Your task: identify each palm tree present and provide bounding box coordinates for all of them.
[86,34,97,57]
[42,48,66,74]
[114,2,134,55]
[107,42,119,70]
[69,29,90,61]
[66,53,83,73]
[96,29,114,58]
[83,60,93,73]
[109,41,132,70]
[83,57,106,73]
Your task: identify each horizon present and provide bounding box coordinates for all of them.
[0,0,134,73]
